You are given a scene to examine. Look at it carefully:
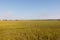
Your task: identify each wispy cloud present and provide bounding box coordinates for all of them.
[0,10,14,19]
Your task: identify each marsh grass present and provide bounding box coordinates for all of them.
[0,20,60,40]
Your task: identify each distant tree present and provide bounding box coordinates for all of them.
[15,19,19,21]
[3,19,7,21]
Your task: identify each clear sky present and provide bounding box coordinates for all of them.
[0,0,60,20]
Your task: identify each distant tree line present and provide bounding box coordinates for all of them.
[0,19,60,21]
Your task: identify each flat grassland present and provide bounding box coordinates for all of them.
[0,20,60,40]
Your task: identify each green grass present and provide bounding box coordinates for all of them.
[0,20,60,40]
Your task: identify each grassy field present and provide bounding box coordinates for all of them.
[0,20,60,40]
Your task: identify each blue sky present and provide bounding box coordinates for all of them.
[0,0,60,20]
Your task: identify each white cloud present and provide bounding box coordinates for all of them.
[1,10,15,19]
